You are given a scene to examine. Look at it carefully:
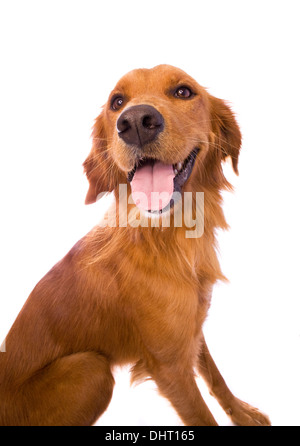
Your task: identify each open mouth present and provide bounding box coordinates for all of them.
[127,148,199,214]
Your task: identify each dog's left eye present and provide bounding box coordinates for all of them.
[174,86,193,99]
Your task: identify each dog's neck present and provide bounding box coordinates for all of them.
[82,184,228,288]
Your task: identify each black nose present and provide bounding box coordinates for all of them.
[117,104,164,148]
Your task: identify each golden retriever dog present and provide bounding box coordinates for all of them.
[0,65,270,426]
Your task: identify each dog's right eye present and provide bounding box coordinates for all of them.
[111,96,124,111]
[174,86,193,99]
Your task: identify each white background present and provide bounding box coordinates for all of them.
[0,0,300,426]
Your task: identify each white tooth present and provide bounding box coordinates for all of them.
[177,162,183,171]
[174,168,178,175]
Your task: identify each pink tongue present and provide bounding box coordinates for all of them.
[131,162,175,211]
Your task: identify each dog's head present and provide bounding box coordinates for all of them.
[84,64,241,215]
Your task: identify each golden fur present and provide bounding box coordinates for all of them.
[0,65,270,426]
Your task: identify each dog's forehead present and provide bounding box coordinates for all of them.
[113,65,199,95]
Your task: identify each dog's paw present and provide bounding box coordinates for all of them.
[226,398,271,426]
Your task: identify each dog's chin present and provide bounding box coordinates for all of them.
[127,147,200,216]
[141,207,171,219]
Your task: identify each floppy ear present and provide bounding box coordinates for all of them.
[209,94,242,174]
[83,112,114,204]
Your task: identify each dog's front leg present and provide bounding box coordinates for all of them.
[133,284,216,425]
[151,362,218,426]
[197,332,271,426]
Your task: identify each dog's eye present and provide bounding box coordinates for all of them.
[174,86,193,99]
[111,96,124,111]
